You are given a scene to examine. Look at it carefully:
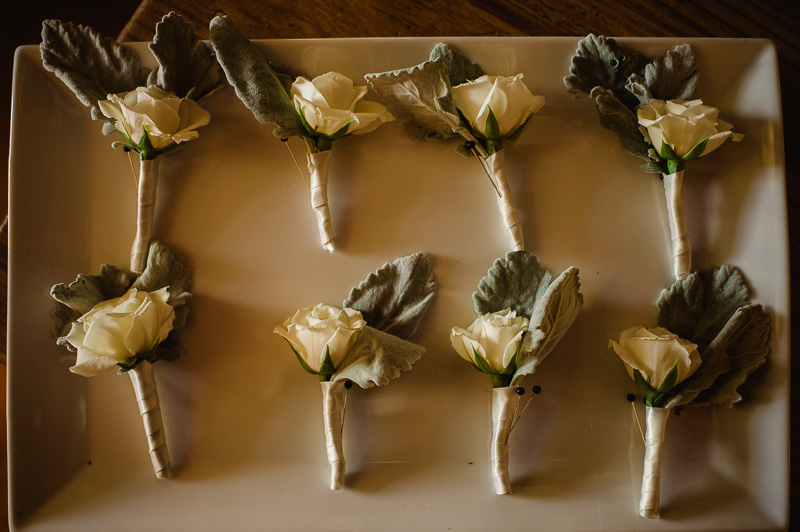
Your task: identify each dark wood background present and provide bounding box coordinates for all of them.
[4,0,797,529]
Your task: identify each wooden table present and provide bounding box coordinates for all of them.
[4,0,797,529]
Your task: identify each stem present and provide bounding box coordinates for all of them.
[663,171,690,280]
[639,406,670,518]
[307,150,335,252]
[320,380,347,490]
[486,151,524,252]
[130,159,160,273]
[490,386,520,494]
[128,360,171,479]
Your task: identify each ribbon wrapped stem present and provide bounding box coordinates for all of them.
[490,386,521,494]
[128,360,171,479]
[663,171,690,280]
[321,380,347,490]
[130,159,160,273]
[639,406,670,518]
[307,150,335,252]
[486,151,524,252]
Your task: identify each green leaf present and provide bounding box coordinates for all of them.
[40,19,150,121]
[428,42,485,87]
[472,348,495,374]
[282,338,319,375]
[209,15,307,139]
[563,34,648,111]
[365,58,464,140]
[148,12,226,103]
[132,241,191,309]
[332,326,424,388]
[657,265,750,353]
[656,360,679,393]
[343,253,436,340]
[512,266,583,383]
[589,87,662,173]
[473,251,552,318]
[633,369,655,392]
[506,115,532,142]
[318,345,336,378]
[325,119,354,140]
[484,107,501,141]
[659,140,679,161]
[626,44,698,106]
[681,137,709,161]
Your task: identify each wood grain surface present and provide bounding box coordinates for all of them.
[4,0,797,529]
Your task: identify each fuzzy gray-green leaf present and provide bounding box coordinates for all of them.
[512,266,583,383]
[429,42,485,87]
[51,264,137,315]
[343,253,436,340]
[332,326,424,388]
[209,15,307,139]
[563,34,647,111]
[365,58,462,140]
[40,19,150,117]
[132,241,191,308]
[149,12,225,103]
[627,44,698,106]
[473,251,552,318]
[657,265,750,353]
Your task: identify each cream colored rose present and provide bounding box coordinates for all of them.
[291,72,393,138]
[65,288,175,377]
[98,85,210,152]
[274,303,366,376]
[637,99,743,161]
[450,309,529,374]
[609,326,701,391]
[451,74,545,139]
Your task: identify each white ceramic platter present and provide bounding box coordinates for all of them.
[7,37,788,531]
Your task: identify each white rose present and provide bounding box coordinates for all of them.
[450,309,529,374]
[637,99,743,161]
[98,85,210,153]
[65,288,175,377]
[451,74,545,140]
[274,303,366,376]
[291,72,393,138]
[609,326,701,392]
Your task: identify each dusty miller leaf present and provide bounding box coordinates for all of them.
[51,264,137,315]
[132,241,191,310]
[148,12,225,103]
[512,266,583,383]
[209,15,307,139]
[563,34,647,111]
[332,326,424,388]
[343,253,436,340]
[626,44,698,106]
[657,265,750,354]
[40,19,150,119]
[473,251,552,318]
[366,58,462,140]
[589,86,664,173]
[429,42,485,87]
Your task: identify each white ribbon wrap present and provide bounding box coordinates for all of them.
[320,380,346,490]
[130,158,159,273]
[490,386,520,494]
[663,171,690,280]
[128,360,171,479]
[307,150,335,252]
[486,151,524,252]
[639,406,670,518]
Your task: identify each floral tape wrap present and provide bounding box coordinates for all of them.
[663,171,690,280]
[307,150,335,252]
[131,159,160,273]
[640,406,670,518]
[491,386,520,494]
[321,380,347,490]
[487,152,524,252]
[128,360,171,479]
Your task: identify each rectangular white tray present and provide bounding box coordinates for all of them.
[7,37,788,531]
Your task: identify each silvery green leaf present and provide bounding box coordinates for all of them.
[657,265,750,353]
[332,326,424,388]
[343,253,436,340]
[132,241,191,308]
[473,251,552,319]
[627,44,698,106]
[209,15,307,139]
[512,266,583,383]
[429,42,485,87]
[365,58,462,140]
[662,304,768,408]
[51,264,137,315]
[563,34,647,111]
[148,12,226,103]
[40,19,150,118]
[590,86,663,174]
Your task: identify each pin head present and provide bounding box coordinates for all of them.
[464,140,476,150]
[627,394,636,402]
[532,385,542,395]
[344,380,353,389]
[515,387,525,396]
